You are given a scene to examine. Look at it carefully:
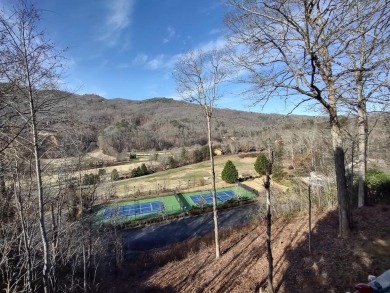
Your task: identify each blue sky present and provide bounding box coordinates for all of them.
[1,0,315,114]
[38,0,231,99]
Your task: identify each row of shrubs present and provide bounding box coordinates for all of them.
[111,163,150,181]
[81,163,153,185]
[221,153,285,184]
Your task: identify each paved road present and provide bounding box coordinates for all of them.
[121,203,261,251]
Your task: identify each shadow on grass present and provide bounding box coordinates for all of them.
[278,205,390,293]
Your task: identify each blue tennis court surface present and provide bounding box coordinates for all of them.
[190,190,236,205]
[102,201,164,219]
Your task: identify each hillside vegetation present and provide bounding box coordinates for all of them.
[101,205,390,293]
[31,91,390,173]
[44,90,326,151]
[2,88,389,293]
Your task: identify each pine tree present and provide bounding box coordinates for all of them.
[254,153,270,175]
[140,163,148,175]
[221,160,238,183]
[111,169,119,181]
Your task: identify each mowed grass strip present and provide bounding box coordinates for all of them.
[108,154,257,197]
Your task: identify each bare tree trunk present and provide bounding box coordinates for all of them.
[50,203,59,292]
[314,9,351,237]
[0,162,5,200]
[357,76,367,207]
[349,140,355,226]
[327,94,351,237]
[83,239,88,292]
[13,164,34,293]
[308,185,312,254]
[264,172,274,293]
[207,114,220,259]
[78,155,84,218]
[330,115,351,237]
[29,90,50,293]
[264,145,274,293]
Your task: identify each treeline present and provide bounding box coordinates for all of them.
[40,91,331,156]
[111,163,150,181]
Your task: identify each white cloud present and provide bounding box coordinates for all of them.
[132,53,149,65]
[98,0,133,46]
[208,28,221,35]
[131,53,177,71]
[162,26,176,44]
[132,36,228,72]
[146,55,166,70]
[167,26,175,38]
[198,36,227,53]
[107,0,131,30]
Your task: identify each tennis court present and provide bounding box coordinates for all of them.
[97,195,182,224]
[102,201,164,220]
[190,190,236,205]
[96,186,256,224]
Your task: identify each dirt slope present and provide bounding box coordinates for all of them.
[128,205,390,293]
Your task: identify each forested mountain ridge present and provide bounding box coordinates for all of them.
[4,87,388,170]
[45,90,329,155]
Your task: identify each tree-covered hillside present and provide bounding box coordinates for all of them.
[46,91,325,150]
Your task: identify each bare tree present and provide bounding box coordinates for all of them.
[226,0,362,236]
[173,48,229,259]
[337,0,390,207]
[0,2,66,291]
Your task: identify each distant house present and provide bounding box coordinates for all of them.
[213,148,224,156]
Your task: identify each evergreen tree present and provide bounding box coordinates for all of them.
[167,156,179,168]
[254,153,270,175]
[271,164,284,182]
[111,169,119,181]
[192,149,203,163]
[131,167,141,177]
[221,160,239,183]
[201,145,210,160]
[140,163,148,175]
[83,173,100,185]
[180,147,188,165]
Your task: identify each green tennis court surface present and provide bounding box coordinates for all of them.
[183,186,255,207]
[190,190,235,205]
[96,195,182,224]
[102,201,164,219]
[96,186,256,224]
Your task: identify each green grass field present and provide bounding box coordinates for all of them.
[104,154,257,198]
